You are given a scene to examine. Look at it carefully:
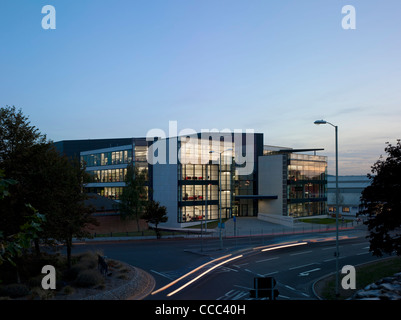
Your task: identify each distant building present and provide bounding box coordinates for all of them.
[327,175,371,217]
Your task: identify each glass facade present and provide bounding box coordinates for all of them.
[81,144,149,201]
[287,154,327,217]
[177,137,235,223]
[81,149,133,167]
[86,168,127,183]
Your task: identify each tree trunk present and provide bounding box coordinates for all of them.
[34,238,41,256]
[66,236,72,269]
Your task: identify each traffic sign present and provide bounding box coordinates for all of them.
[250,277,279,300]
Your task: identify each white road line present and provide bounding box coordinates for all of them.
[322,246,337,250]
[234,285,253,290]
[151,270,173,280]
[278,295,291,299]
[290,250,312,256]
[298,268,321,277]
[233,262,249,267]
[285,285,296,291]
[256,257,279,263]
[357,252,370,255]
[263,271,279,276]
[288,262,317,270]
[323,256,347,262]
[223,267,239,272]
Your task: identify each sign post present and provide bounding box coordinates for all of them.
[249,277,279,300]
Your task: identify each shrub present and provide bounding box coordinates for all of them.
[29,287,55,300]
[63,285,74,295]
[28,275,44,288]
[63,262,87,281]
[75,270,104,288]
[0,283,30,298]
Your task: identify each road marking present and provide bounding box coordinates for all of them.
[323,256,346,262]
[322,246,337,251]
[151,270,174,280]
[263,271,279,276]
[167,254,243,297]
[290,250,312,256]
[285,285,296,291]
[256,257,279,263]
[234,285,253,290]
[278,295,291,299]
[244,269,254,274]
[288,262,317,270]
[233,262,249,267]
[218,289,250,301]
[298,268,321,277]
[357,252,370,255]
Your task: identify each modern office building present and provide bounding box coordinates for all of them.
[55,131,328,228]
[327,175,371,217]
[258,148,327,226]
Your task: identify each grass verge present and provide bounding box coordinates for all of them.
[314,256,401,300]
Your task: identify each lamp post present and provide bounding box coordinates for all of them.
[210,148,233,250]
[314,119,340,297]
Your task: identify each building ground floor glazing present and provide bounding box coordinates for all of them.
[178,163,233,223]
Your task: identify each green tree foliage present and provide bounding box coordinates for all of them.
[360,140,401,256]
[0,106,46,163]
[142,200,168,239]
[46,158,97,268]
[0,106,97,268]
[118,164,148,231]
[0,170,46,284]
[0,106,48,237]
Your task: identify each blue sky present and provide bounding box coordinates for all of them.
[1,0,400,175]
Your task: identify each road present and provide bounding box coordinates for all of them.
[70,227,386,300]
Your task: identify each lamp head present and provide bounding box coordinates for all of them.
[314,120,327,125]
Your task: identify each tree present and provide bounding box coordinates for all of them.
[0,106,97,268]
[0,106,48,238]
[142,200,168,239]
[360,140,401,257]
[44,158,97,268]
[0,170,46,283]
[0,106,46,164]
[118,164,148,231]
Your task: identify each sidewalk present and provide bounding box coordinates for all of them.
[75,216,364,243]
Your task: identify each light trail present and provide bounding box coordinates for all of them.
[151,254,232,295]
[166,254,243,297]
[261,242,308,252]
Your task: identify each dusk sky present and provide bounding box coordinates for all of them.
[1,0,400,175]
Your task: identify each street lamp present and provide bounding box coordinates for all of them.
[314,119,340,297]
[209,148,233,250]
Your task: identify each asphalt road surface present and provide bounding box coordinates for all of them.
[70,228,386,300]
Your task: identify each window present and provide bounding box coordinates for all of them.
[342,207,350,213]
